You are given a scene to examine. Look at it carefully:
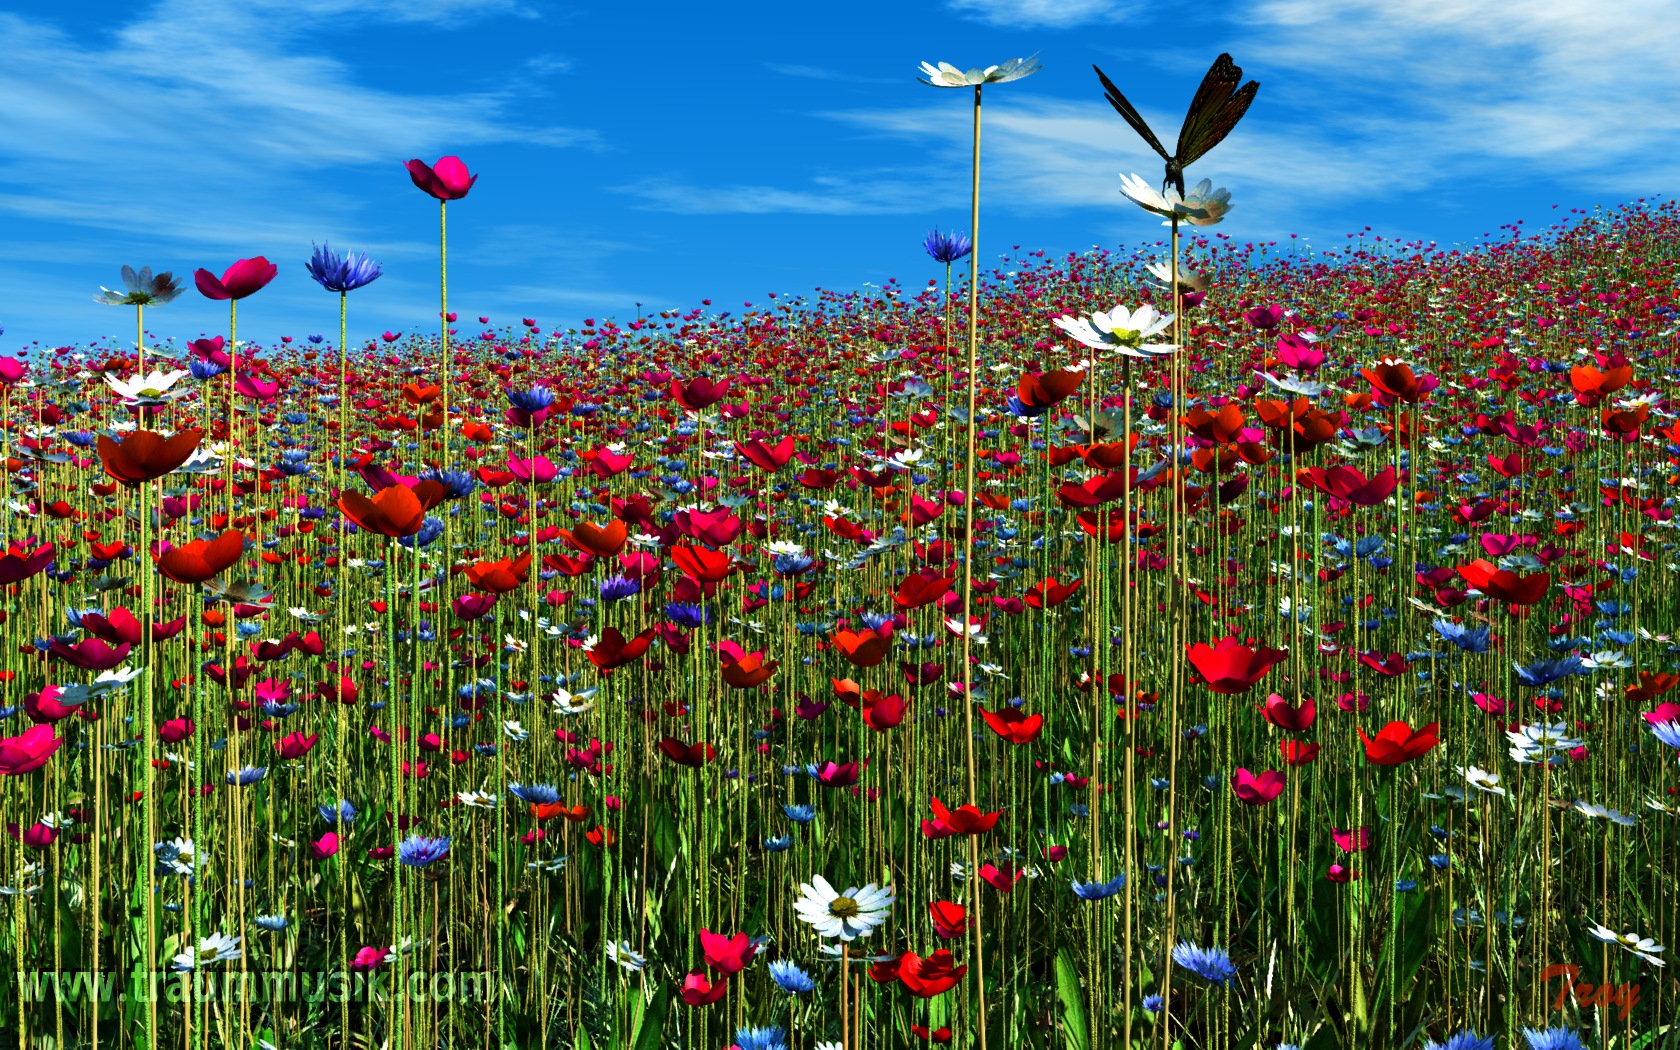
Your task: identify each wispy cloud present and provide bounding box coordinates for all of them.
[615,175,940,216]
[944,0,1135,28]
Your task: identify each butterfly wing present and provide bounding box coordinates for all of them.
[1093,64,1170,163]
[1176,53,1259,168]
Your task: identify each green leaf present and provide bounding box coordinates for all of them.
[1056,947,1089,1050]
[631,983,670,1050]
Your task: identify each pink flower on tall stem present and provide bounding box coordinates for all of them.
[193,258,277,301]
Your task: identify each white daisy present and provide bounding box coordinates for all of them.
[1052,303,1178,359]
[1459,766,1506,797]
[792,875,894,941]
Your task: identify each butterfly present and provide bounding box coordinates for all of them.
[1093,53,1259,197]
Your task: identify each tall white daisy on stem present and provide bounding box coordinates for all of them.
[916,54,1038,1050]
[795,875,893,1050]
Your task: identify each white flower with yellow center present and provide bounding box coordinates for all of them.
[105,369,189,404]
[792,875,894,941]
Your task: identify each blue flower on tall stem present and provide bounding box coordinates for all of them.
[304,243,382,294]
[1171,941,1237,986]
[397,834,452,868]
[924,228,973,264]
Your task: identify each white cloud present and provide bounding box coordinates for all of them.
[944,0,1134,28]
[615,175,940,216]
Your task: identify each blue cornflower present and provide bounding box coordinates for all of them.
[396,834,452,868]
[783,804,817,824]
[1142,994,1165,1013]
[768,960,816,994]
[507,385,556,413]
[509,783,560,805]
[190,357,227,380]
[1433,618,1491,654]
[734,1027,787,1050]
[1649,719,1680,750]
[1427,854,1451,870]
[665,602,711,629]
[1426,1031,1496,1050]
[1522,1029,1584,1050]
[226,766,267,787]
[1515,656,1585,688]
[772,553,814,575]
[320,800,356,825]
[1171,942,1237,986]
[1395,879,1418,892]
[763,835,794,852]
[304,242,382,294]
[397,517,445,550]
[1071,873,1127,901]
[599,575,640,602]
[253,915,289,931]
[419,468,476,500]
[924,228,973,264]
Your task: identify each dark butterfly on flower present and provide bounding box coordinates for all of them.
[1092,53,1259,196]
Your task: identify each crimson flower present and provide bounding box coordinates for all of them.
[0,725,62,775]
[897,950,967,999]
[1186,636,1288,694]
[405,156,478,201]
[1259,692,1315,731]
[980,706,1044,744]
[921,798,1000,838]
[698,929,758,974]
[194,257,278,300]
[1358,720,1439,765]
[1231,767,1285,805]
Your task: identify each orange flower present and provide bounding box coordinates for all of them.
[97,428,203,485]
[464,552,531,594]
[155,530,245,584]
[339,481,446,538]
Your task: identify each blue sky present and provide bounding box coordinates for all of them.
[1,0,1674,352]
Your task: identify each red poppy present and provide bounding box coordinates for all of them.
[1296,465,1398,507]
[194,257,278,300]
[1231,767,1285,805]
[833,628,891,668]
[1024,577,1082,609]
[568,520,627,557]
[340,481,446,538]
[465,552,532,594]
[735,435,794,472]
[671,375,731,411]
[894,569,954,610]
[698,929,758,974]
[0,543,55,586]
[406,156,478,201]
[1015,368,1083,412]
[1358,720,1439,765]
[678,969,727,1007]
[1259,693,1315,731]
[1457,560,1549,606]
[721,652,778,689]
[586,627,657,673]
[1360,358,1424,402]
[155,530,245,584]
[97,429,204,485]
[1280,740,1320,766]
[672,542,734,583]
[921,798,999,838]
[929,900,968,939]
[657,738,715,768]
[898,950,967,999]
[979,706,1044,744]
[1185,636,1288,695]
[911,1026,953,1044]
[859,691,907,732]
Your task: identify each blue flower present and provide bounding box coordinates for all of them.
[419,468,476,500]
[924,228,973,264]
[396,834,452,868]
[1433,618,1491,653]
[1395,879,1418,892]
[1425,1031,1496,1050]
[190,357,227,380]
[599,575,640,602]
[665,602,711,629]
[319,800,356,825]
[304,242,382,294]
[1142,994,1165,1013]
[1515,656,1585,688]
[763,835,794,852]
[734,1026,787,1050]
[509,783,559,805]
[768,960,816,994]
[1072,873,1126,901]
[253,915,289,931]
[1522,1029,1585,1050]
[1171,942,1237,986]
[507,385,556,413]
[783,804,817,824]
[397,517,445,550]
[226,766,267,787]
[1650,719,1680,750]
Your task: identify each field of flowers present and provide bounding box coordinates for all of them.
[2,52,1679,1050]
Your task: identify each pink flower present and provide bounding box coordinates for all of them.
[1230,767,1285,806]
[0,725,62,776]
[1331,826,1372,852]
[0,357,26,385]
[350,946,386,971]
[310,833,340,860]
[194,257,278,301]
[405,156,478,201]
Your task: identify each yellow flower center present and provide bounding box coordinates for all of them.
[828,896,860,919]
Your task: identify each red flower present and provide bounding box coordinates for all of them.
[1280,740,1320,766]
[0,725,61,775]
[977,862,1025,893]
[928,900,968,940]
[1259,693,1315,731]
[405,156,478,201]
[859,691,907,732]
[898,950,967,999]
[155,530,245,584]
[894,569,955,610]
[1358,720,1439,765]
[586,627,657,673]
[1456,559,1549,606]
[921,798,999,838]
[97,428,204,485]
[833,629,891,668]
[194,257,278,300]
[1024,577,1082,609]
[0,543,54,586]
[340,480,446,538]
[1015,368,1083,412]
[1296,465,1398,507]
[275,732,319,759]
[698,929,758,974]
[1231,767,1285,805]
[465,552,532,594]
[568,520,627,558]
[979,706,1044,744]
[657,737,715,768]
[1186,636,1288,695]
[672,542,734,583]
[735,435,794,472]
[670,375,731,411]
[678,969,727,1007]
[911,1026,953,1044]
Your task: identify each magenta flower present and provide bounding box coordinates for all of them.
[405,156,478,201]
[310,832,340,861]
[0,725,62,776]
[234,373,282,401]
[1331,826,1372,852]
[0,357,26,385]
[506,456,558,484]
[1230,767,1285,806]
[194,257,278,301]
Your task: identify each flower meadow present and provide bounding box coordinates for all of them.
[2,53,1680,1050]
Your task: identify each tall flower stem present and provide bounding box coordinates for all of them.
[440,200,450,464]
[955,80,991,1050]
